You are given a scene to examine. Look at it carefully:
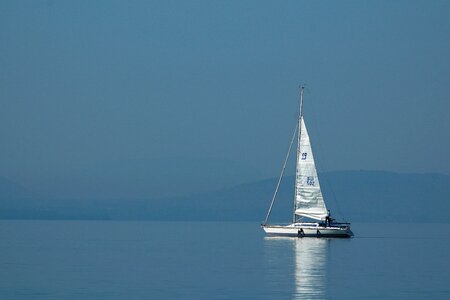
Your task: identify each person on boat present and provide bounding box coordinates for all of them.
[325,210,331,227]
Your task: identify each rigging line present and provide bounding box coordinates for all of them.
[326,174,348,223]
[311,118,347,222]
[263,121,298,225]
[301,86,347,222]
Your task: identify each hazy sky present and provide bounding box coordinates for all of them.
[1,0,449,185]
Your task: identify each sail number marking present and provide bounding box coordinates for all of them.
[306,176,315,186]
[301,152,307,160]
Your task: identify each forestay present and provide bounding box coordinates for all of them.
[294,117,328,221]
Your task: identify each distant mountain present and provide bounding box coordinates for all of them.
[319,171,450,223]
[0,176,47,219]
[142,170,450,223]
[0,176,33,199]
[22,157,261,200]
[1,171,449,223]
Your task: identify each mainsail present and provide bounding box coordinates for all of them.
[294,117,328,221]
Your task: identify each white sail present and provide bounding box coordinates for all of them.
[294,117,328,221]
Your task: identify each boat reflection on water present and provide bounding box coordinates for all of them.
[293,238,328,299]
[264,237,328,299]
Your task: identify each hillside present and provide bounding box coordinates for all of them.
[0,171,449,222]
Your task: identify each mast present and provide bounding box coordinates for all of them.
[293,85,305,223]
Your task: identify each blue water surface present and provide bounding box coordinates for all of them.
[0,221,449,299]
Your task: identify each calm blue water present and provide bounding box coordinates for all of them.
[0,220,449,299]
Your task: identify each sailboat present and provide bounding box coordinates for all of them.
[261,86,353,238]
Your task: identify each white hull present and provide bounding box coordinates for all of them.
[262,223,353,238]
